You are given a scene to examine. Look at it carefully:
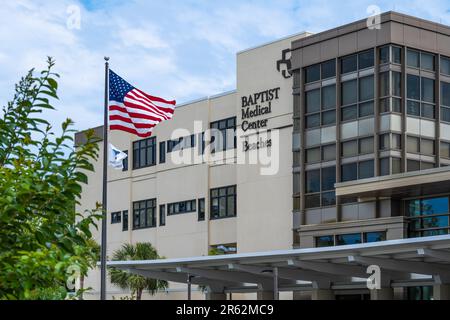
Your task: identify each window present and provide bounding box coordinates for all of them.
[379,46,389,64]
[407,74,420,100]
[316,235,334,247]
[305,144,336,163]
[407,159,420,172]
[210,186,236,219]
[305,89,320,113]
[341,160,374,182]
[133,137,156,169]
[322,144,336,161]
[392,46,402,64]
[441,56,450,75]
[442,106,450,122]
[198,198,205,221]
[122,210,128,231]
[342,80,357,105]
[341,54,357,74]
[421,52,434,71]
[111,212,121,224]
[441,141,450,159]
[392,71,401,97]
[407,75,435,118]
[305,86,336,128]
[133,199,156,229]
[305,64,320,83]
[379,133,401,150]
[336,233,362,245]
[379,72,389,97]
[168,200,196,215]
[407,196,450,237]
[380,158,389,176]
[441,82,450,107]
[421,77,435,103]
[159,205,165,226]
[364,231,386,242]
[341,137,373,157]
[209,117,236,152]
[359,50,374,69]
[341,105,357,121]
[407,49,420,68]
[159,142,166,164]
[305,166,336,208]
[380,157,402,176]
[359,101,374,117]
[306,147,320,163]
[306,113,320,129]
[359,76,374,101]
[122,151,128,171]
[407,136,434,155]
[322,85,336,110]
[321,59,336,79]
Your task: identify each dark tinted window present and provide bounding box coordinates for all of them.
[305,64,320,83]
[358,50,374,69]
[321,60,336,79]
[341,54,357,74]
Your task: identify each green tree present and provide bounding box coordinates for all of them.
[76,238,101,299]
[108,243,168,300]
[0,57,101,299]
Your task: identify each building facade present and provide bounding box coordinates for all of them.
[77,12,450,300]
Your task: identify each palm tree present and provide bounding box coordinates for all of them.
[78,238,100,300]
[108,242,168,300]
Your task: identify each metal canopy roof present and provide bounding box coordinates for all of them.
[106,235,450,293]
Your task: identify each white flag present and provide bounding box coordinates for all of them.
[109,143,127,170]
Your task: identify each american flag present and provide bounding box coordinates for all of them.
[108,70,176,137]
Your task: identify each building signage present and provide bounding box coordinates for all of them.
[240,87,280,132]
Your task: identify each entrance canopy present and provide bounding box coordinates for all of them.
[106,235,450,294]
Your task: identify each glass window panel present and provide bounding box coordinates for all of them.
[316,235,334,247]
[407,159,420,172]
[422,216,449,229]
[392,133,401,149]
[442,107,450,122]
[441,141,450,158]
[364,232,386,243]
[358,50,374,69]
[321,191,336,207]
[336,233,362,245]
[392,71,401,97]
[407,136,420,153]
[407,74,420,100]
[441,82,450,107]
[322,110,336,126]
[305,194,321,209]
[392,97,402,113]
[322,85,336,110]
[421,160,434,170]
[407,100,420,116]
[441,56,450,75]
[421,52,435,71]
[306,147,320,163]
[227,196,235,216]
[407,49,420,68]
[306,114,320,129]
[342,80,357,105]
[321,59,336,79]
[379,72,389,97]
[321,166,336,191]
[359,160,374,179]
[421,103,435,119]
[305,64,320,83]
[359,137,374,154]
[305,169,320,193]
[342,140,358,157]
[380,134,390,150]
[359,101,374,117]
[421,197,449,215]
[392,46,402,64]
[322,144,336,161]
[341,105,357,121]
[341,163,357,182]
[421,77,435,103]
[305,89,320,113]
[341,54,357,74]
[392,158,401,174]
[379,46,389,64]
[421,139,435,155]
[219,188,226,196]
[380,157,390,176]
[359,76,374,101]
[380,98,390,113]
[219,197,226,217]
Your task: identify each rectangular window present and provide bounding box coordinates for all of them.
[407,100,420,116]
[168,199,196,215]
[122,150,128,171]
[379,72,389,97]
[159,141,166,164]
[133,137,156,169]
[305,64,320,83]
[421,77,435,103]
[306,114,320,129]
[380,157,390,176]
[122,210,128,231]
[359,101,374,117]
[341,105,357,121]
[341,54,357,74]
[342,140,358,157]
[322,110,336,126]
[321,85,336,110]
[442,106,450,122]
[407,159,421,172]
[306,147,320,163]
[442,82,450,107]
[407,74,420,100]
[407,197,450,238]
[407,49,420,68]
[421,138,435,155]
[421,103,435,119]
[305,169,320,193]
[421,52,435,71]
[379,46,389,64]
[392,46,402,64]
[316,235,334,247]
[380,134,390,150]
[305,194,321,209]
[392,133,401,149]
[441,56,450,75]
[111,212,121,224]
[359,160,374,179]
[322,144,336,161]
[198,198,205,221]
[209,117,236,152]
[392,158,401,174]
[210,186,236,219]
[336,233,362,245]
[159,205,166,226]
[441,141,450,159]
[392,71,401,97]
[305,89,320,113]
[407,136,420,153]
[341,163,357,182]
[359,75,374,101]
[133,199,156,229]
[321,166,336,191]
[321,59,336,79]
[364,231,386,243]
[359,137,374,154]
[358,50,374,69]
[342,80,357,105]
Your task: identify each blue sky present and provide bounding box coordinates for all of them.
[2,0,450,133]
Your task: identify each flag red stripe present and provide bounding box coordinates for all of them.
[109,105,162,122]
[131,89,175,114]
[135,88,176,106]
[123,100,168,121]
[110,125,153,137]
[126,90,172,119]
[109,115,156,129]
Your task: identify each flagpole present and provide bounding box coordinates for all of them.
[100,56,109,300]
